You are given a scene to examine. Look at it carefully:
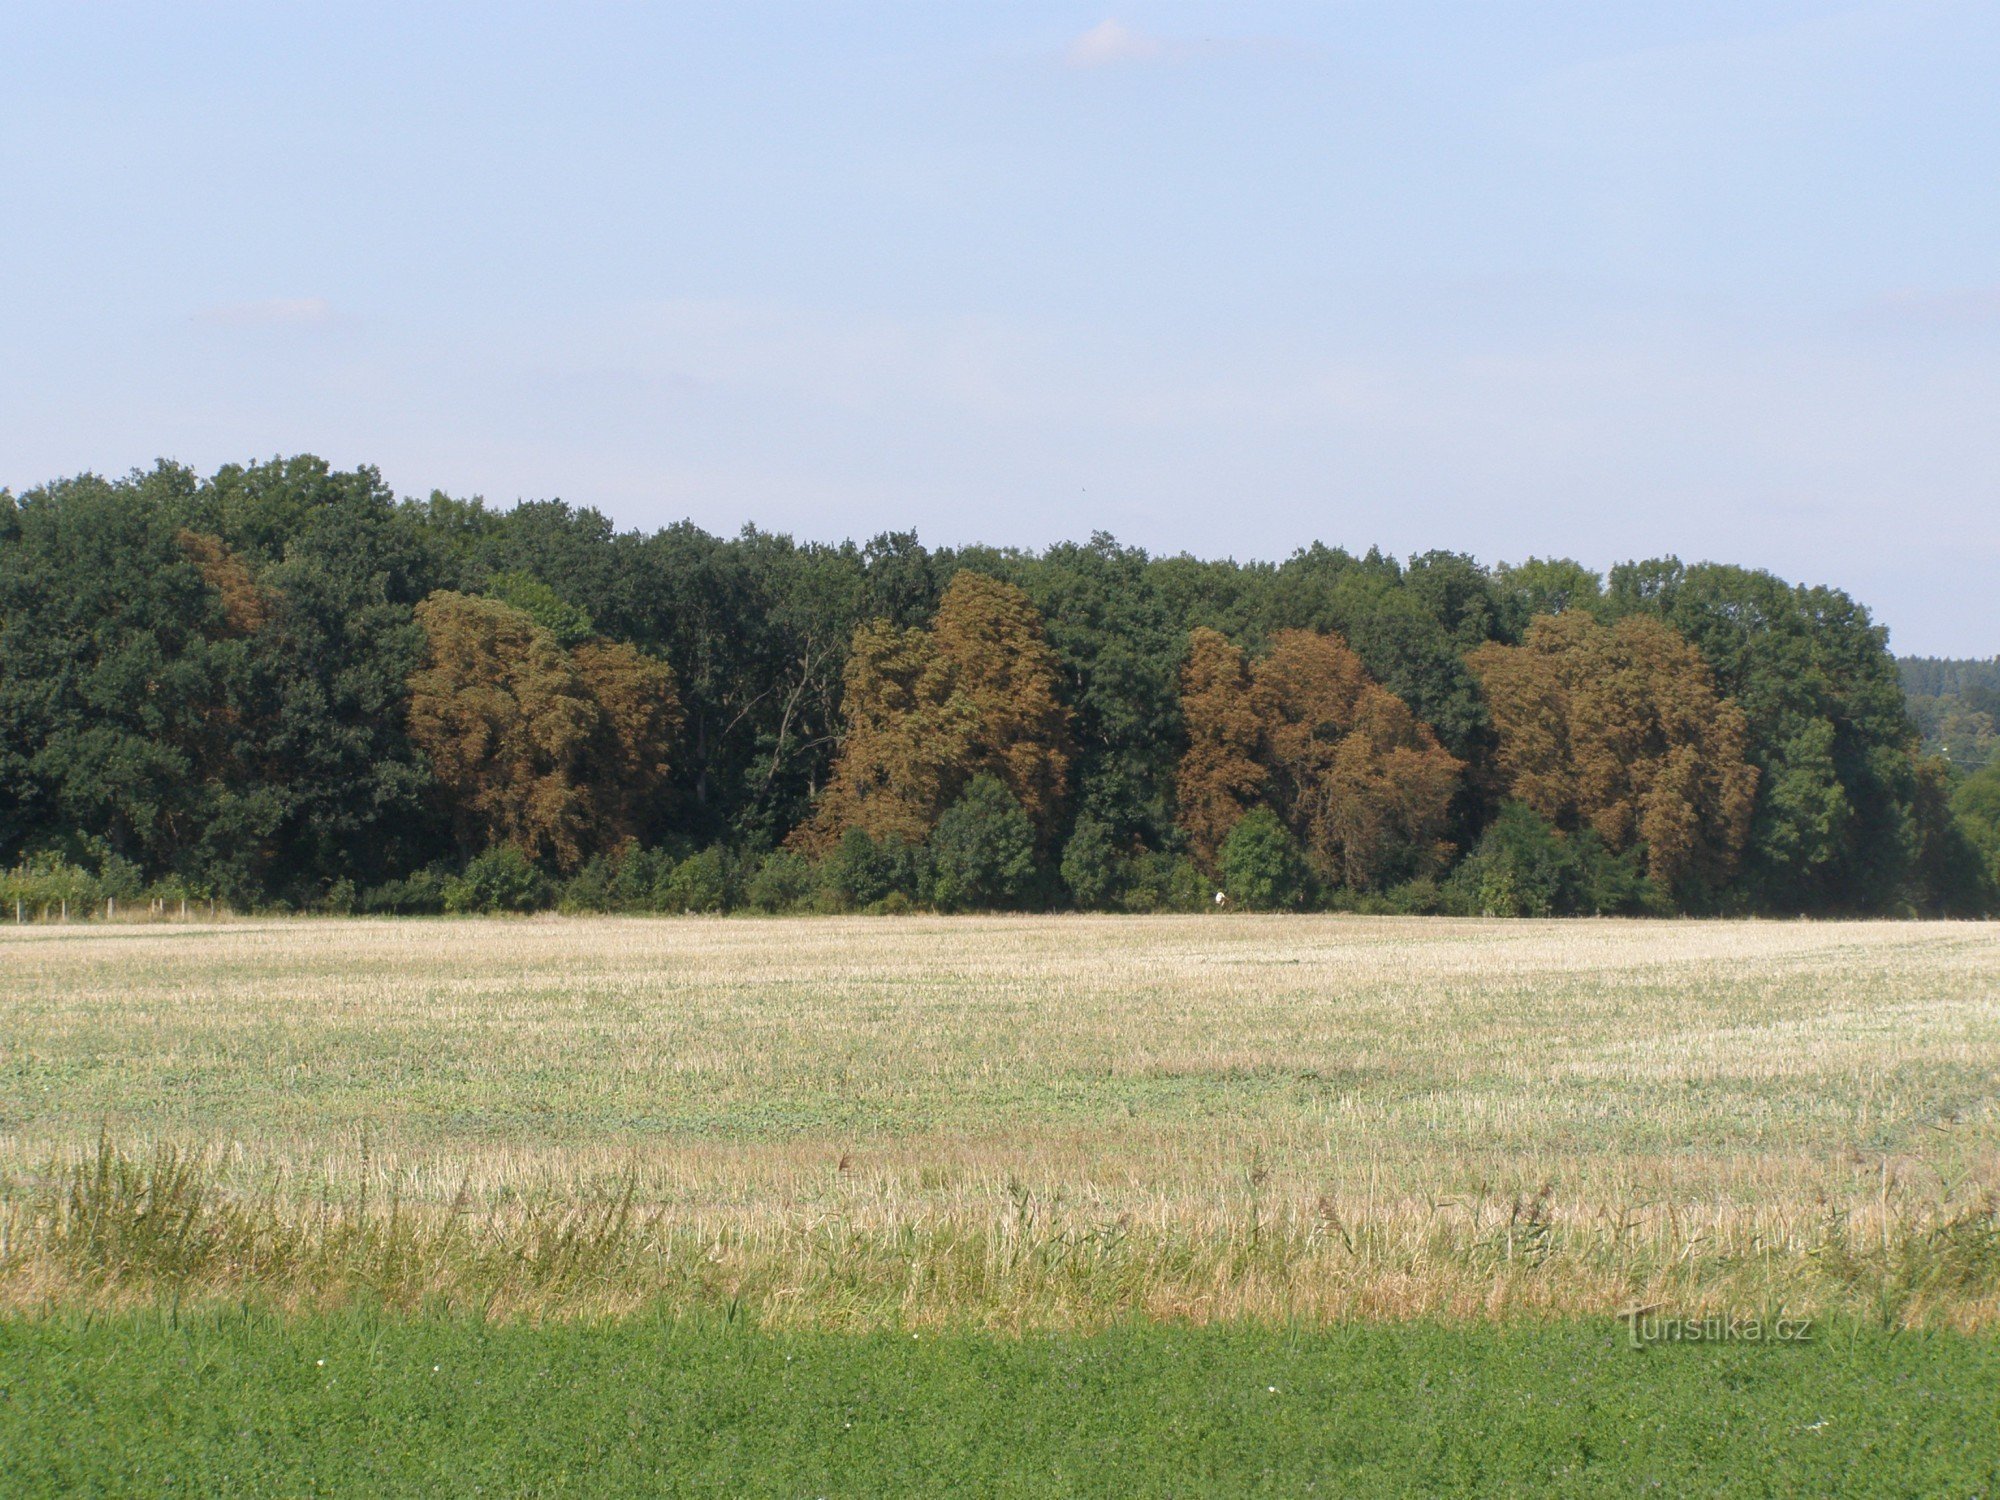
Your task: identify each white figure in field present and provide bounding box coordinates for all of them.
[1214,890,1228,907]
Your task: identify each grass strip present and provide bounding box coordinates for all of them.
[3,1311,1995,1496]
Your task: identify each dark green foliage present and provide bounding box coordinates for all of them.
[441,847,548,914]
[359,867,451,915]
[818,828,925,911]
[1492,557,1606,636]
[0,466,257,890]
[1,455,1979,917]
[1219,807,1310,911]
[3,1312,1996,1497]
[1607,560,1921,913]
[1948,760,2000,892]
[1059,814,1124,908]
[1117,851,1209,913]
[663,847,734,912]
[928,775,1038,911]
[745,848,817,912]
[1000,535,1186,849]
[1903,759,1997,916]
[1446,803,1659,917]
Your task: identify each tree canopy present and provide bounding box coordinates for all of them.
[1,453,1985,917]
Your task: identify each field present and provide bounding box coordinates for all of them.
[4,914,2000,1493]
[3,913,1998,1326]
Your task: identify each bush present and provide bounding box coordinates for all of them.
[361,866,451,914]
[746,850,816,913]
[0,855,99,914]
[664,848,732,913]
[818,829,925,912]
[1060,817,1124,909]
[442,847,549,914]
[1120,852,1209,913]
[928,776,1038,912]
[557,855,617,913]
[1219,809,1311,911]
[0,847,153,917]
[1445,803,1660,917]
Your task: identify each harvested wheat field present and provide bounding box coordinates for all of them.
[3,913,1997,1328]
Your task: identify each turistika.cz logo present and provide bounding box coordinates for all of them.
[1620,1305,1814,1348]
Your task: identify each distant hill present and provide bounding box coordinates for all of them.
[1900,657,2000,772]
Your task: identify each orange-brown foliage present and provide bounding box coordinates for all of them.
[1174,628,1265,868]
[177,530,272,636]
[408,592,679,871]
[1469,612,1758,892]
[796,572,1070,852]
[1176,627,1463,887]
[1250,630,1463,889]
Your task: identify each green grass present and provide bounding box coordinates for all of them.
[3,1313,1995,1496]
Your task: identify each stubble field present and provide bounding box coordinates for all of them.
[3,913,1997,1329]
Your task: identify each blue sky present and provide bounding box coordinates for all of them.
[4,2,1996,653]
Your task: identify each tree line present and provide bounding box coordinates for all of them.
[2,455,1994,917]
[1900,656,1999,776]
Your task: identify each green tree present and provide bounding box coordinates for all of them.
[1606,560,1916,911]
[484,571,595,646]
[1059,814,1125,909]
[929,776,1038,911]
[1948,759,2000,894]
[1219,807,1310,911]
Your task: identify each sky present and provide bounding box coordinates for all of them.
[3,2,1997,655]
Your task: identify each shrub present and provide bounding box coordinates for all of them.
[1446,803,1660,917]
[746,850,816,913]
[442,847,549,914]
[664,848,732,913]
[1120,852,1209,913]
[0,848,151,916]
[610,845,680,911]
[557,855,617,913]
[361,866,450,914]
[1219,809,1311,911]
[0,855,101,914]
[818,829,925,912]
[928,776,1038,912]
[1060,817,1124,909]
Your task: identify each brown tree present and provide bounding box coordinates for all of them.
[408,592,678,870]
[1469,613,1758,892]
[930,571,1071,838]
[572,639,681,845]
[178,529,272,636]
[1175,627,1463,887]
[796,571,1071,852]
[792,620,977,850]
[1250,630,1463,888]
[1174,628,1265,868]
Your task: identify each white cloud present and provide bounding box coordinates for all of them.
[1064,19,1164,69]
[194,297,332,327]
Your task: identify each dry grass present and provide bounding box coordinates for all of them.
[2,913,1997,1327]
